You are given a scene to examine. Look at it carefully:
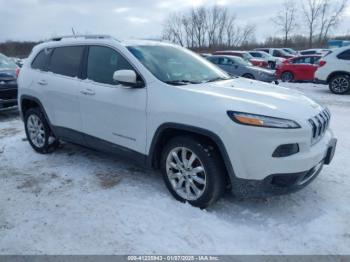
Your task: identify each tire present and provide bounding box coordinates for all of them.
[243,74,255,79]
[329,74,350,95]
[160,136,226,208]
[24,107,59,154]
[281,71,294,82]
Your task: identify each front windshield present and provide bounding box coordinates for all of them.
[127,45,230,84]
[0,54,17,70]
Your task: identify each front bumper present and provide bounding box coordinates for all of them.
[0,86,18,109]
[231,138,337,198]
[258,73,277,83]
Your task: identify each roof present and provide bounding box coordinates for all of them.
[32,35,176,54]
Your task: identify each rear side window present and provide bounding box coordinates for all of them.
[49,46,84,77]
[87,46,133,85]
[252,52,262,58]
[337,49,350,60]
[31,49,52,71]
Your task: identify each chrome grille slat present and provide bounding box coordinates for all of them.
[309,109,331,145]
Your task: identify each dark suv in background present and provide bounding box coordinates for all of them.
[0,53,18,110]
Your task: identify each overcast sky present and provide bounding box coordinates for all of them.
[1,0,350,42]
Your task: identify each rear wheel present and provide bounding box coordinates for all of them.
[24,108,59,154]
[329,74,350,94]
[281,71,294,82]
[160,136,225,208]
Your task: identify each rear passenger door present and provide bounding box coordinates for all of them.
[79,45,147,154]
[43,46,85,142]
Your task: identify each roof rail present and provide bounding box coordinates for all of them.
[49,34,118,42]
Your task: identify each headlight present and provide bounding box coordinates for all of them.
[227,111,301,129]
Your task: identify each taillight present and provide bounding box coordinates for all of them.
[16,68,20,78]
[319,60,326,67]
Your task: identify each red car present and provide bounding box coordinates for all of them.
[214,50,268,68]
[276,55,322,82]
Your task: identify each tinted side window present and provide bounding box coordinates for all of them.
[31,49,52,71]
[49,46,84,77]
[87,46,133,85]
[337,50,350,60]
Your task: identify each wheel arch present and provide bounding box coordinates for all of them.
[20,95,56,136]
[327,71,350,83]
[148,123,236,188]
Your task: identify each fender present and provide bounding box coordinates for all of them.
[147,122,236,181]
[20,95,55,133]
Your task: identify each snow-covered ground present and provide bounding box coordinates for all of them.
[0,83,349,255]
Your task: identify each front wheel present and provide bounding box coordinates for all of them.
[160,136,225,208]
[329,75,350,94]
[24,108,59,154]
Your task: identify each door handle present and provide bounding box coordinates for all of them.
[38,80,47,86]
[80,89,95,96]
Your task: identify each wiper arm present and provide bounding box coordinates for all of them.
[204,77,232,83]
[165,80,200,85]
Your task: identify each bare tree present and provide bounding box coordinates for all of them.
[272,0,297,46]
[302,0,323,48]
[191,7,207,47]
[318,0,348,45]
[162,13,185,46]
[162,5,256,49]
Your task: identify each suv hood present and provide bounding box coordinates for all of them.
[181,78,323,121]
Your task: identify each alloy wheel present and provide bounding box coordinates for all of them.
[27,114,46,148]
[331,77,349,93]
[165,147,207,201]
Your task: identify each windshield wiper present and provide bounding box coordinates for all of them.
[165,80,200,85]
[204,77,232,83]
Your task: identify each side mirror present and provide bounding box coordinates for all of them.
[113,70,144,88]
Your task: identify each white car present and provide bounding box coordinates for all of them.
[315,46,350,94]
[18,35,337,208]
[248,51,285,69]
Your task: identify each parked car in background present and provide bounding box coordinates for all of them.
[299,49,331,56]
[254,48,295,59]
[276,55,322,82]
[283,48,298,56]
[0,53,18,110]
[18,35,337,208]
[214,50,268,68]
[207,55,276,83]
[199,53,211,58]
[10,57,24,68]
[315,46,350,94]
[248,51,285,69]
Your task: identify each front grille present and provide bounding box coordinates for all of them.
[0,88,17,100]
[308,108,331,145]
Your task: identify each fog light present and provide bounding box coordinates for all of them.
[272,143,299,157]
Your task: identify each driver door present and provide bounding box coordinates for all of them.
[78,45,147,154]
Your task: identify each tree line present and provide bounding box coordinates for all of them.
[162,0,348,50]
[0,41,38,58]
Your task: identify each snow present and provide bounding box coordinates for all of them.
[0,82,350,255]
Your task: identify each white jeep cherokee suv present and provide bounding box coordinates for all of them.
[18,35,337,208]
[315,46,350,94]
